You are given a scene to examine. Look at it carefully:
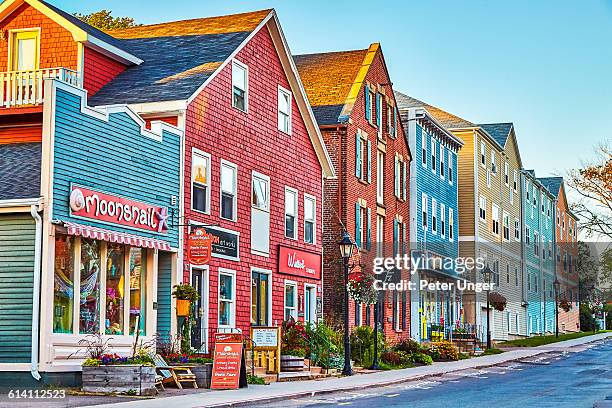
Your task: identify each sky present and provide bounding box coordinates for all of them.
[49,0,612,177]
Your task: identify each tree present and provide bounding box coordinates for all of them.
[576,241,600,301]
[599,248,612,302]
[567,143,612,239]
[74,10,140,31]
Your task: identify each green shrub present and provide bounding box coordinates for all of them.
[425,341,459,361]
[380,350,412,368]
[409,352,433,365]
[393,339,422,354]
[247,375,266,385]
[350,326,384,365]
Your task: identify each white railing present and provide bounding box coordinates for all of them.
[0,67,80,108]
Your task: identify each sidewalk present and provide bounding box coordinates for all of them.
[88,332,612,408]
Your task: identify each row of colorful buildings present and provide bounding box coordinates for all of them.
[0,0,579,386]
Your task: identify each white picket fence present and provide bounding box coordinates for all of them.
[0,67,80,108]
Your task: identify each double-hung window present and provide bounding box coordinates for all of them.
[480,142,486,167]
[440,203,446,237]
[220,160,237,221]
[192,149,211,213]
[491,151,497,175]
[503,212,510,240]
[422,194,428,230]
[278,86,292,134]
[504,162,509,185]
[449,208,454,241]
[285,188,298,239]
[514,218,520,241]
[492,204,500,235]
[304,195,316,244]
[232,60,248,112]
[421,129,427,168]
[479,196,487,221]
[377,151,384,204]
[448,150,453,184]
[440,145,445,179]
[431,199,437,235]
[431,138,436,173]
[284,282,298,320]
[218,269,236,328]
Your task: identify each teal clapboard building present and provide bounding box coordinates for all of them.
[396,92,464,341]
[522,170,556,335]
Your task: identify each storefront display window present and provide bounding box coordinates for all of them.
[129,248,146,335]
[219,270,235,327]
[53,235,74,333]
[105,244,125,335]
[80,239,101,334]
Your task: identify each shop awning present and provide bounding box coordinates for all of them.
[63,221,172,251]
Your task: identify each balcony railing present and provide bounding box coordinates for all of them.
[0,67,80,108]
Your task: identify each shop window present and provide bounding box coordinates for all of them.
[219,270,236,328]
[105,244,125,335]
[220,160,237,221]
[232,60,248,112]
[278,86,292,134]
[285,187,298,239]
[192,150,211,213]
[129,248,146,335]
[79,239,101,334]
[284,282,297,320]
[304,195,316,244]
[53,235,74,334]
[251,269,270,326]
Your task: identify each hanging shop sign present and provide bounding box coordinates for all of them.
[278,245,322,280]
[191,225,239,261]
[211,333,247,390]
[188,229,212,265]
[69,185,168,233]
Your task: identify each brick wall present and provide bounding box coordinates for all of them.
[82,46,126,95]
[0,3,77,71]
[183,26,324,334]
[322,48,412,344]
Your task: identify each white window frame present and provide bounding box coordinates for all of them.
[191,148,212,214]
[492,204,500,235]
[513,170,518,192]
[278,85,292,135]
[439,144,445,180]
[503,211,510,241]
[431,138,437,174]
[449,208,454,241]
[304,194,316,245]
[376,214,384,256]
[431,198,437,235]
[514,218,520,241]
[252,171,270,212]
[219,159,238,221]
[377,150,384,205]
[422,193,428,230]
[440,203,446,238]
[479,195,487,222]
[448,150,453,185]
[304,283,317,326]
[218,268,236,329]
[284,280,298,321]
[504,162,509,186]
[231,59,248,112]
[284,187,298,240]
[480,141,486,168]
[421,129,427,168]
[491,151,497,175]
[486,169,491,188]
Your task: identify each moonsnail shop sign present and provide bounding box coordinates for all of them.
[69,186,168,233]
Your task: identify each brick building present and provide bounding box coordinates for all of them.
[295,44,412,343]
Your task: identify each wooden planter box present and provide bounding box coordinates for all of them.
[280,355,304,372]
[170,363,212,388]
[82,365,156,396]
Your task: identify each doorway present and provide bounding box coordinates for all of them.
[304,284,316,326]
[191,267,209,352]
[251,268,271,326]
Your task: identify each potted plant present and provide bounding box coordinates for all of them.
[280,319,308,372]
[172,284,199,317]
[346,272,378,305]
[78,334,157,396]
[559,298,572,312]
[489,292,507,312]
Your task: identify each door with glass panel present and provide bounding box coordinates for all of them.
[251,270,269,326]
[191,268,209,351]
[304,285,316,326]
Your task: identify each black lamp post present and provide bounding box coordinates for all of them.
[481,266,493,350]
[553,278,560,338]
[370,293,381,370]
[338,232,354,376]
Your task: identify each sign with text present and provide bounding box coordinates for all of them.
[188,229,212,265]
[211,333,245,390]
[251,327,280,348]
[278,245,322,280]
[193,226,239,261]
[69,185,168,233]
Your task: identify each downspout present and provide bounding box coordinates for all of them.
[30,204,42,381]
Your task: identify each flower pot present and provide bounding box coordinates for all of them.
[280,355,304,372]
[82,365,156,396]
[176,299,191,316]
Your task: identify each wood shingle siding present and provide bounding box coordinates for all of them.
[0,214,35,363]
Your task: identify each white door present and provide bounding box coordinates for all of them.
[304,285,316,326]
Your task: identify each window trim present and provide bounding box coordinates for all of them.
[448,150,453,185]
[304,193,316,245]
[431,198,437,235]
[421,128,427,168]
[219,159,238,222]
[448,207,454,242]
[231,59,248,113]
[8,28,41,71]
[284,186,299,240]
[439,144,445,180]
[284,280,298,321]
[277,85,292,135]
[251,171,270,212]
[218,268,237,329]
[377,150,384,205]
[422,193,428,230]
[304,283,317,326]
[480,141,486,168]
[479,195,487,222]
[191,148,212,215]
[250,267,273,327]
[431,138,436,174]
[440,203,446,238]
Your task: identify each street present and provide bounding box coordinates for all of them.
[253,339,612,408]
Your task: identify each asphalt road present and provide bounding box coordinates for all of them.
[253,339,612,408]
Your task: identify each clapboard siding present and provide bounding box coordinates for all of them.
[0,214,35,363]
[51,88,181,247]
[455,130,475,237]
[156,253,172,338]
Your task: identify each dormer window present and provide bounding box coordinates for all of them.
[10,30,39,71]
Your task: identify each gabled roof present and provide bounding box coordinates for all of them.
[0,143,41,200]
[479,123,514,147]
[89,10,271,106]
[394,91,476,129]
[294,48,369,125]
[538,177,564,197]
[0,0,142,65]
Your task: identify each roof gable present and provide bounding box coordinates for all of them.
[395,91,475,129]
[538,177,563,198]
[479,123,513,147]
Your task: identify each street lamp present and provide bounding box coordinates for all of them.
[553,278,560,338]
[481,266,494,350]
[370,291,381,370]
[338,232,354,376]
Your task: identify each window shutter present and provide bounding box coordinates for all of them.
[366,207,372,250]
[393,218,398,256]
[375,93,381,127]
[355,131,361,179]
[364,86,370,122]
[355,202,361,248]
[402,161,407,200]
[367,139,372,183]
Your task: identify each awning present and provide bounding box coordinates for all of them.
[63,221,171,251]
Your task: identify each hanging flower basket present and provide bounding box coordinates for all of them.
[559,298,572,312]
[488,292,507,312]
[176,299,191,316]
[347,272,378,305]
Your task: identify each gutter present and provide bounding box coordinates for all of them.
[30,204,42,381]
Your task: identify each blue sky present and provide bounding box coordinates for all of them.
[51,0,611,176]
